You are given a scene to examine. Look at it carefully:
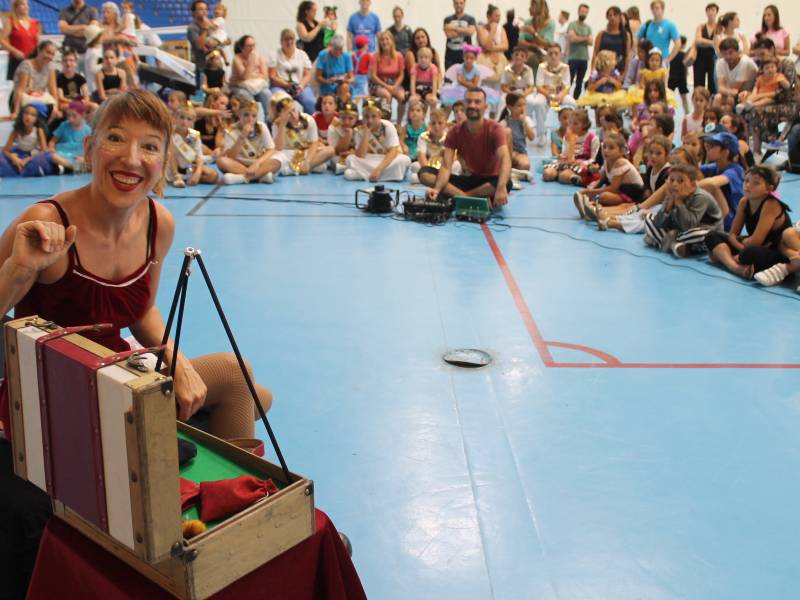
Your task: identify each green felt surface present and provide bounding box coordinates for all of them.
[178,431,266,524]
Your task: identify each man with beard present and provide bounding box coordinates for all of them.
[714,38,758,110]
[419,87,512,207]
[567,4,592,98]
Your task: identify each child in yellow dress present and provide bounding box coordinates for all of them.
[627,48,676,107]
[576,50,627,109]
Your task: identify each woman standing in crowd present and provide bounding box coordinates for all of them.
[369,31,406,122]
[752,5,790,57]
[388,6,413,56]
[295,1,328,63]
[519,0,555,77]
[229,35,271,119]
[715,12,749,56]
[11,39,59,121]
[690,3,719,93]
[0,0,39,81]
[593,6,628,77]
[477,4,509,102]
[269,29,315,114]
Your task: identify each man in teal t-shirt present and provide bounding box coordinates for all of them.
[566,4,592,97]
[637,0,681,65]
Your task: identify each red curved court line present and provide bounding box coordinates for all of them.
[544,341,622,365]
[481,224,800,370]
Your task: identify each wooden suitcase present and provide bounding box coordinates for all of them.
[5,316,315,599]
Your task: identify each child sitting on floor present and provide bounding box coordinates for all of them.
[328,101,359,174]
[169,102,220,187]
[720,113,754,168]
[639,48,667,88]
[400,99,426,162]
[578,50,626,108]
[0,105,56,177]
[736,57,789,114]
[411,107,460,183]
[682,86,709,138]
[597,146,696,234]
[409,47,440,109]
[441,45,499,107]
[500,92,535,183]
[218,99,282,185]
[449,100,467,125]
[344,97,411,181]
[642,163,723,256]
[574,132,644,219]
[48,100,92,173]
[628,80,671,156]
[313,94,338,144]
[550,107,573,158]
[271,92,334,175]
[542,108,600,185]
[705,165,791,279]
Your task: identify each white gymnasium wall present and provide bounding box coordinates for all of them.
[225,0,798,60]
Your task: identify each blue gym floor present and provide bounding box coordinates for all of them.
[2,167,799,599]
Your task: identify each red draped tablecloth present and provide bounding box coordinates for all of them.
[26,509,367,600]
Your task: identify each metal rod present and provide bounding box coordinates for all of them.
[170,274,189,381]
[155,253,193,372]
[194,254,292,484]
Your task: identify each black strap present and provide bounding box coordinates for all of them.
[64,4,88,26]
[642,20,652,39]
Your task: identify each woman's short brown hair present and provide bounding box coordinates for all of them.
[89,89,174,196]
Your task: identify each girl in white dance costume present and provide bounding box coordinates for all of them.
[169,102,220,187]
[270,92,335,175]
[344,98,411,182]
[217,100,282,184]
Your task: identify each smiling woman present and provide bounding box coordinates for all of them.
[0,88,274,596]
[0,89,273,437]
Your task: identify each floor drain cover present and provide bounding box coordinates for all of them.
[442,349,492,368]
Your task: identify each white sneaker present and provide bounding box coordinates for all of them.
[259,172,274,184]
[335,162,347,175]
[343,168,360,180]
[512,179,523,190]
[222,173,247,185]
[754,262,789,286]
[512,168,531,182]
[410,172,420,184]
[573,192,587,219]
[582,196,598,221]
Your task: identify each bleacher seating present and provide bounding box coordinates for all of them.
[0,0,193,36]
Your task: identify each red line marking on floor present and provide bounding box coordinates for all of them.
[481,224,800,370]
[482,223,555,367]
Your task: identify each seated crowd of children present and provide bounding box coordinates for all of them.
[552,79,798,292]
